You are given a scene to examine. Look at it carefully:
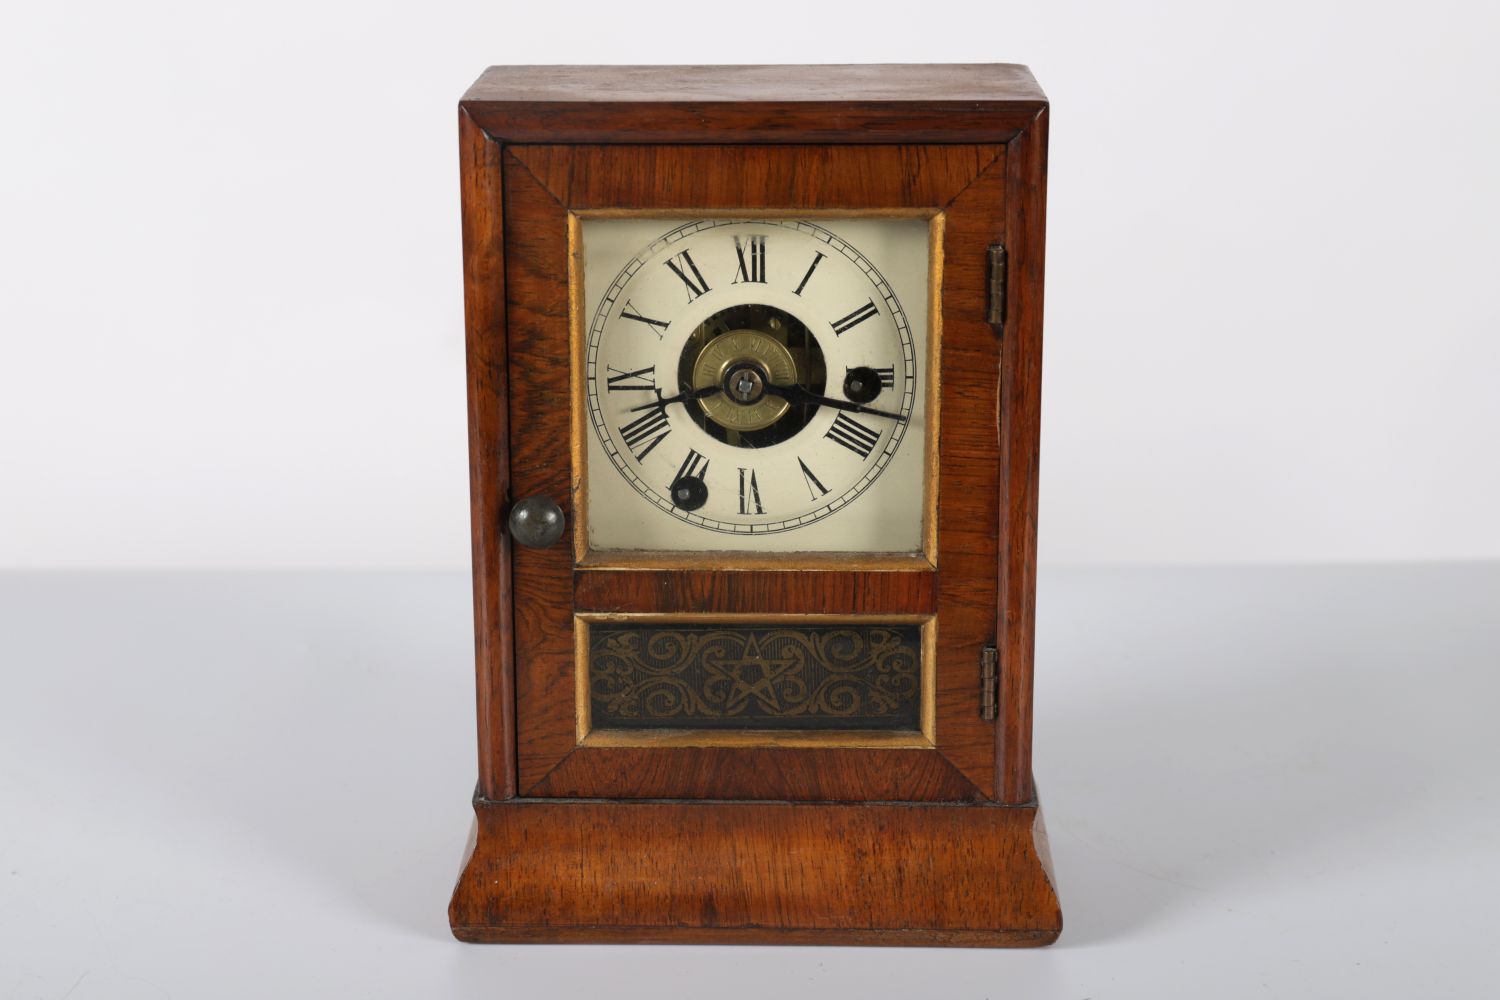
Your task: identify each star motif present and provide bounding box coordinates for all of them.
[703,635,797,715]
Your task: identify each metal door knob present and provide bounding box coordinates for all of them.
[507,495,566,548]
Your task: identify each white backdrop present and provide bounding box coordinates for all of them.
[3,0,1496,570]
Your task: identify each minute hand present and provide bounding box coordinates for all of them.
[762,383,909,422]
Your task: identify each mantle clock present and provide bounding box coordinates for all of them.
[448,64,1060,946]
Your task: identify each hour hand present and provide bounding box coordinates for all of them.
[761,382,908,422]
[630,385,721,412]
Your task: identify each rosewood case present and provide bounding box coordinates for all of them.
[449,64,1059,946]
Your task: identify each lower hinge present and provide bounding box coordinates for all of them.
[986,244,1007,332]
[980,644,999,721]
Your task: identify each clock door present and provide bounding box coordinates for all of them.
[494,143,1009,801]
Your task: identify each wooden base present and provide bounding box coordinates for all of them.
[449,797,1062,946]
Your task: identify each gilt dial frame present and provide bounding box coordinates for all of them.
[572,211,943,567]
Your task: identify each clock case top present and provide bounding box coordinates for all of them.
[459,64,1049,806]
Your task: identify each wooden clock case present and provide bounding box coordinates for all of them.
[448,64,1059,946]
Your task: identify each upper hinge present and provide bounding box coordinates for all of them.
[986,244,1007,333]
[980,644,999,721]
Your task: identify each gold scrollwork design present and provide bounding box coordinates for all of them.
[589,623,921,730]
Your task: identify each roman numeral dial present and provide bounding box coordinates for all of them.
[664,249,711,301]
[584,217,925,546]
[619,300,670,336]
[831,299,879,336]
[793,251,826,297]
[668,449,711,511]
[798,458,831,501]
[732,236,766,284]
[606,365,656,391]
[617,407,671,462]
[738,467,765,515]
[824,412,882,459]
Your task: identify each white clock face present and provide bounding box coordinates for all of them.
[580,216,933,556]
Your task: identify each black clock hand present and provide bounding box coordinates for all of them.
[761,382,909,422]
[629,385,722,412]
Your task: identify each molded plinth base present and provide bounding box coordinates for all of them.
[449,797,1062,946]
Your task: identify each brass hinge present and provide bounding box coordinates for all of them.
[980,645,999,721]
[986,244,1007,332]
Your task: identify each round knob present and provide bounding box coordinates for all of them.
[507,495,566,548]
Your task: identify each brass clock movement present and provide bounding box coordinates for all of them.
[449,64,1060,945]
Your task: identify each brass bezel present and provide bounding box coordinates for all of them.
[569,209,944,572]
[574,612,937,750]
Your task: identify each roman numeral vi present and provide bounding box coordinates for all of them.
[738,467,764,515]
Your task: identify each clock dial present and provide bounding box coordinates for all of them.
[582,217,931,555]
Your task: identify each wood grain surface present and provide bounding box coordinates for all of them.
[454,63,1055,945]
[461,64,1046,144]
[450,798,1062,946]
[573,568,936,614]
[464,63,1047,104]
[996,105,1049,805]
[501,142,1005,801]
[458,109,515,800]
